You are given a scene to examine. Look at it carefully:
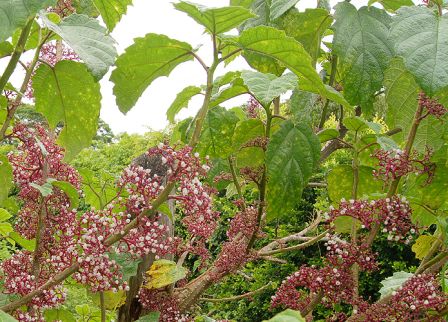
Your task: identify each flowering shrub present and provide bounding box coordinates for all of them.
[1,1,448,321]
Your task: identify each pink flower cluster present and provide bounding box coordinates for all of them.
[212,206,259,279]
[372,148,434,183]
[138,289,191,322]
[271,265,355,310]
[2,252,66,310]
[419,92,447,119]
[246,97,262,118]
[325,235,377,271]
[356,274,447,321]
[328,196,416,241]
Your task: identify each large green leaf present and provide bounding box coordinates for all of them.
[327,164,383,203]
[384,58,446,151]
[41,13,117,80]
[231,26,350,107]
[0,311,18,322]
[405,164,448,226]
[0,208,11,222]
[390,6,448,96]
[333,2,393,109]
[288,89,320,126]
[264,309,305,322]
[277,8,333,64]
[44,309,76,322]
[0,41,13,58]
[379,271,413,299]
[0,0,55,42]
[241,0,271,30]
[9,232,35,251]
[241,71,298,106]
[196,106,239,158]
[0,155,13,204]
[210,77,249,107]
[266,120,320,219]
[232,119,265,150]
[269,0,299,20]
[174,1,255,35]
[33,61,101,161]
[167,86,202,123]
[368,0,413,12]
[111,33,194,114]
[93,0,132,31]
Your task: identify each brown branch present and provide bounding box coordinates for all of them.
[258,230,329,256]
[199,282,273,302]
[259,212,322,253]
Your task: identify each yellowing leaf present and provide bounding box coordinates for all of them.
[412,235,437,260]
[89,290,126,310]
[144,260,187,289]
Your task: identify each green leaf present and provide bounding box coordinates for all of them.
[210,77,248,108]
[0,155,13,204]
[33,61,101,161]
[266,120,320,219]
[317,128,339,143]
[232,119,265,149]
[89,290,126,310]
[333,216,362,234]
[196,106,239,158]
[405,164,448,226]
[384,58,446,151]
[0,41,13,58]
[333,2,393,109]
[276,8,333,64]
[379,271,413,299]
[0,0,55,42]
[41,13,117,80]
[0,208,12,222]
[368,0,414,12]
[50,180,80,209]
[44,308,76,322]
[264,309,305,322]
[108,252,142,281]
[390,6,448,96]
[174,1,255,35]
[231,26,350,107]
[167,86,202,123]
[327,165,382,203]
[144,260,187,289]
[93,0,132,31]
[136,312,161,322]
[111,33,194,114]
[9,232,35,251]
[269,0,299,20]
[240,0,270,30]
[0,311,18,322]
[0,222,13,237]
[343,116,381,134]
[30,182,53,197]
[241,71,298,106]
[288,89,320,126]
[412,235,437,260]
